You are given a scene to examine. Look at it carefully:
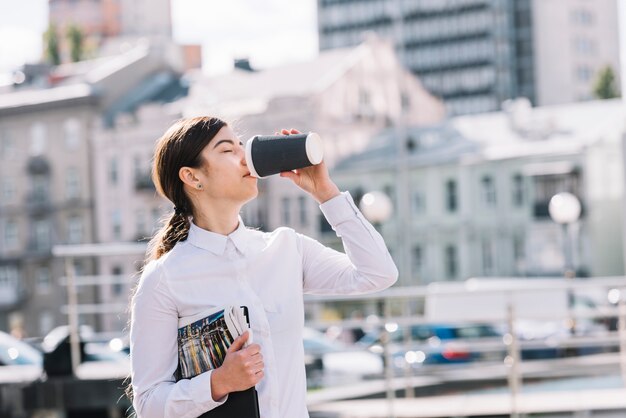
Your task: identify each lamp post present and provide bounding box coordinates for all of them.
[360,191,393,226]
[548,192,582,336]
[359,191,396,417]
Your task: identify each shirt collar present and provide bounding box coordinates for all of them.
[186,216,249,255]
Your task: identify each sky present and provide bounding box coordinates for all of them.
[0,0,319,75]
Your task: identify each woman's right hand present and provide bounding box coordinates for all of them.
[210,331,264,400]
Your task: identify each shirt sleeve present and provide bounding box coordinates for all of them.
[299,191,398,295]
[130,260,228,418]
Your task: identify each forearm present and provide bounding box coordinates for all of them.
[302,192,399,295]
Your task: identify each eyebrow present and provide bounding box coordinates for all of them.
[212,139,243,149]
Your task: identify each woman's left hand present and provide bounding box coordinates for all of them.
[278,128,341,204]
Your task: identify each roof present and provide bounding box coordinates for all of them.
[0,83,96,114]
[188,38,391,114]
[334,98,625,172]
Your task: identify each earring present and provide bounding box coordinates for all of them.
[197,184,203,190]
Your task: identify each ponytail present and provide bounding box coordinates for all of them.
[147,210,191,261]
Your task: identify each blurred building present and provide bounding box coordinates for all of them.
[0,40,186,337]
[185,35,445,238]
[317,0,621,115]
[47,0,201,70]
[92,104,181,332]
[330,98,625,285]
[49,0,172,40]
[52,36,443,333]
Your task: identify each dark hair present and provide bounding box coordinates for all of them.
[148,116,227,260]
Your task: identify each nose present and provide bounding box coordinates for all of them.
[239,144,247,166]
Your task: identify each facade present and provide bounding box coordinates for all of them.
[0,41,185,337]
[0,86,100,338]
[68,37,445,334]
[330,98,625,285]
[92,104,180,332]
[317,0,620,115]
[185,36,445,237]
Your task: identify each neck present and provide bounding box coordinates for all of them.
[192,199,242,236]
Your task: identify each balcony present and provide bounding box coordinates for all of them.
[26,156,50,175]
[25,192,54,216]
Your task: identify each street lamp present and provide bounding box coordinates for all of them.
[359,190,396,415]
[548,192,581,274]
[548,192,582,337]
[360,191,393,225]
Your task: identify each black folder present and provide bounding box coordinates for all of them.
[199,387,260,418]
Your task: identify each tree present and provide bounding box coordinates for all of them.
[593,65,620,100]
[67,24,84,63]
[43,24,61,66]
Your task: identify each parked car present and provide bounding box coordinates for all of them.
[0,330,43,383]
[303,327,383,387]
[357,323,506,372]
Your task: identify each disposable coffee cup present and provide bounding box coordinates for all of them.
[245,132,324,178]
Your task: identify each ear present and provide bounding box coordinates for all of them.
[179,166,200,188]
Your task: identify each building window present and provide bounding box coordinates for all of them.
[571,9,593,25]
[0,265,18,289]
[68,216,83,244]
[31,175,50,203]
[112,266,123,296]
[111,209,122,240]
[136,209,147,237]
[298,196,308,227]
[481,175,497,207]
[66,167,80,199]
[413,191,426,214]
[64,118,81,150]
[512,173,524,207]
[34,220,51,251]
[0,128,16,159]
[444,245,457,280]
[2,177,16,203]
[109,157,119,185]
[412,245,423,275]
[576,66,594,82]
[445,179,458,212]
[3,220,19,251]
[513,235,525,270]
[36,266,51,294]
[482,238,494,275]
[30,122,47,156]
[39,310,55,336]
[281,197,291,225]
[401,93,411,111]
[573,38,595,55]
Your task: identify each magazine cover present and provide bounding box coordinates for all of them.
[176,306,249,381]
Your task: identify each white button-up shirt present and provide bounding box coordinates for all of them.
[130,192,398,418]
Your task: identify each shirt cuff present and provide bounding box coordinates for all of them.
[319,191,359,227]
[190,370,229,411]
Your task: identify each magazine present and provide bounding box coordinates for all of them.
[176,305,251,381]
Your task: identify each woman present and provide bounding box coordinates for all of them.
[130,116,398,418]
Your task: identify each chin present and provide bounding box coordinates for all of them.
[244,186,259,202]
